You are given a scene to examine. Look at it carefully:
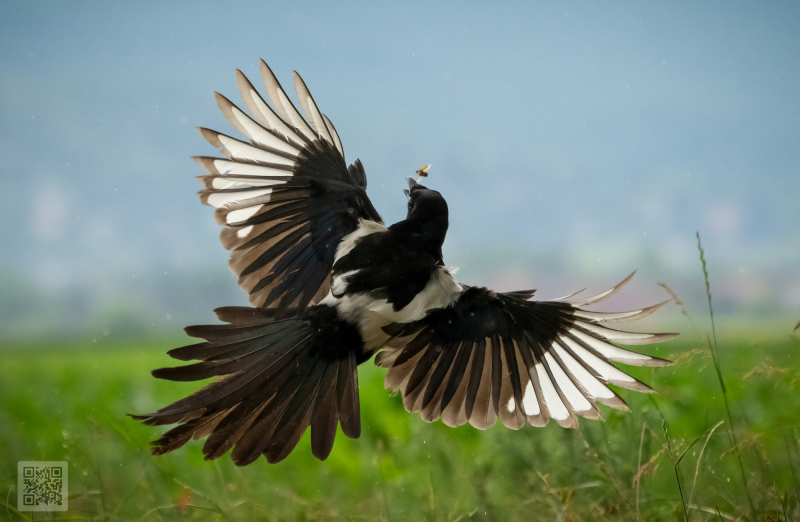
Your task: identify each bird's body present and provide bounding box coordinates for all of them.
[324,184,460,352]
[134,60,677,465]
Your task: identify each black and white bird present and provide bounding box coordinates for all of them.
[134,60,677,465]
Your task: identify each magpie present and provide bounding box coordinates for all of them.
[134,60,677,465]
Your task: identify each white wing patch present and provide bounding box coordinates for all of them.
[334,219,388,264]
[331,270,360,297]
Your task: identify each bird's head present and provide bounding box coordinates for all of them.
[392,176,449,263]
[404,177,448,223]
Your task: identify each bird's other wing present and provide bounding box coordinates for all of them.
[376,272,676,430]
[195,60,382,315]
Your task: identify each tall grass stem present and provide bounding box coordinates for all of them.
[696,231,756,520]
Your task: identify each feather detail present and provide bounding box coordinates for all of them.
[293,71,334,145]
[259,60,317,142]
[132,305,364,465]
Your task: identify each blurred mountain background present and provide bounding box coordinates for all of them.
[2,1,798,342]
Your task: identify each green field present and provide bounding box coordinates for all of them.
[2,324,799,521]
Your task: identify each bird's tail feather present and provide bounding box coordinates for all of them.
[131,305,362,465]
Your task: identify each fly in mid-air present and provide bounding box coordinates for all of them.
[134,60,677,465]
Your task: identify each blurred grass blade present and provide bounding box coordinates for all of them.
[662,420,689,521]
[636,421,646,521]
[675,428,709,467]
[696,231,756,521]
[688,420,724,507]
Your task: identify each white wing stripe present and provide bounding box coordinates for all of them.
[236,225,254,238]
[505,397,516,413]
[226,205,264,225]
[205,188,273,208]
[544,352,592,412]
[277,88,316,141]
[522,381,540,415]
[293,72,334,144]
[259,62,293,122]
[210,177,285,190]
[215,134,294,164]
[215,94,300,155]
[229,102,299,155]
[570,329,653,363]
[561,336,636,384]
[577,322,659,343]
[534,364,569,420]
[572,300,671,325]
[235,70,305,145]
[551,342,614,399]
[573,309,643,322]
[197,157,295,174]
[259,60,317,142]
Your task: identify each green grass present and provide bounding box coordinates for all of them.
[2,328,799,521]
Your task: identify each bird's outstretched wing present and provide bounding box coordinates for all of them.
[377,272,676,429]
[195,60,382,315]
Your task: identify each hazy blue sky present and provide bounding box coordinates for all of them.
[2,1,798,338]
